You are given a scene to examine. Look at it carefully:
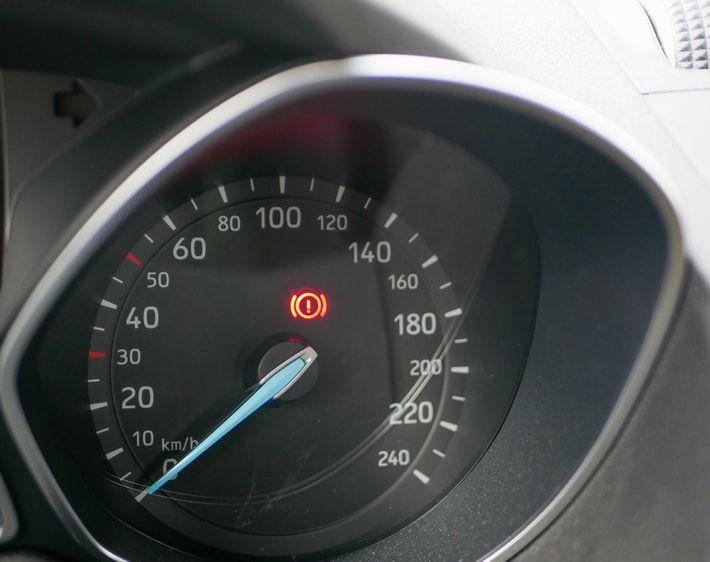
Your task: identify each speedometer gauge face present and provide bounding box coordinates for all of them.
[76,175,537,556]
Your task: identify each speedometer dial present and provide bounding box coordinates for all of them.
[82,175,534,557]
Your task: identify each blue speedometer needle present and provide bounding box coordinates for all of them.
[143,345,318,498]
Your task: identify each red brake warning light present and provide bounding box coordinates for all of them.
[289,290,328,320]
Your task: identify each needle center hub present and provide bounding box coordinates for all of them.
[257,340,319,402]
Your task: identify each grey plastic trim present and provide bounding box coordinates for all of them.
[0,55,685,561]
[573,0,710,93]
[0,473,18,545]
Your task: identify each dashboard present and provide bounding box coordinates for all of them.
[0,1,708,561]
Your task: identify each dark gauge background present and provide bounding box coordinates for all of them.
[20,120,540,559]
[99,190,455,535]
